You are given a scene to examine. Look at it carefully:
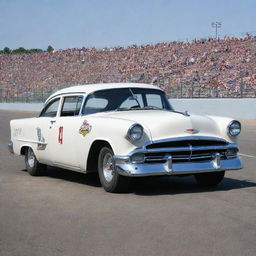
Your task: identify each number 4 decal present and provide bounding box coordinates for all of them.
[58,126,63,144]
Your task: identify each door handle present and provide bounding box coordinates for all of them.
[50,120,56,125]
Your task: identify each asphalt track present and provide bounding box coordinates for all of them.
[0,110,255,256]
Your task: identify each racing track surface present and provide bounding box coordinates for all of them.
[0,110,256,256]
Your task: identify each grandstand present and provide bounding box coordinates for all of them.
[0,36,256,102]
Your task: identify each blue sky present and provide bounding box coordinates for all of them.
[0,0,255,50]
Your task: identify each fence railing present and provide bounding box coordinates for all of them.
[0,83,255,103]
[166,83,256,98]
[0,85,67,103]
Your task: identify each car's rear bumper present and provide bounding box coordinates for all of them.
[113,155,243,177]
[8,140,14,154]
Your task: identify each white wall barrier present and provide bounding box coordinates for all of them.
[0,98,255,119]
[170,98,256,119]
[0,103,44,112]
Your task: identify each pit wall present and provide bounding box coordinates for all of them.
[0,98,255,119]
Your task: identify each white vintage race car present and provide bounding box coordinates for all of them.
[8,83,243,192]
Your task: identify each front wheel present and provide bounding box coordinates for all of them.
[98,147,130,193]
[194,171,225,187]
[25,147,46,176]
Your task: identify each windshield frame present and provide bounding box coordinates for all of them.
[81,87,173,115]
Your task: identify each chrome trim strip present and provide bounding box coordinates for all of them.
[113,156,130,161]
[46,92,86,104]
[144,136,228,147]
[16,138,48,145]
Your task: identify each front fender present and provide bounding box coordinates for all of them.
[85,116,152,156]
[208,115,239,143]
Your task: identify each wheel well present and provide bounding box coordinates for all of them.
[86,140,112,173]
[20,146,29,155]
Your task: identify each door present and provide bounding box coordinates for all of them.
[49,95,84,169]
[35,97,61,165]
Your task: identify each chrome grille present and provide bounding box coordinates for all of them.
[139,138,237,164]
[144,151,225,164]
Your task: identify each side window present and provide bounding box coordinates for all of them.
[60,96,83,116]
[40,98,60,117]
[82,95,108,115]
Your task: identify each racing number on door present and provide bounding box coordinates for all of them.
[58,126,63,144]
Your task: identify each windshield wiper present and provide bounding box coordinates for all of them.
[169,110,190,116]
[129,88,141,108]
[115,107,129,111]
[140,106,162,110]
[116,106,141,111]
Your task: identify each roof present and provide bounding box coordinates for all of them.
[46,83,162,102]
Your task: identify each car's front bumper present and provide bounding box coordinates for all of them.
[113,155,243,177]
[113,136,243,177]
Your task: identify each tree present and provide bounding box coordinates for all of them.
[0,46,45,54]
[12,47,27,54]
[29,48,43,53]
[3,47,11,54]
[47,45,54,52]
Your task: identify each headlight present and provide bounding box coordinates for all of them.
[127,124,143,142]
[228,120,241,136]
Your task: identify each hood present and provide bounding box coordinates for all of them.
[98,110,221,141]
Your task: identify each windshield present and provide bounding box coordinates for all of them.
[82,88,172,115]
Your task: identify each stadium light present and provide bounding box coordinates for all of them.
[211,21,222,38]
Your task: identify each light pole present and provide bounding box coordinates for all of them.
[211,21,222,38]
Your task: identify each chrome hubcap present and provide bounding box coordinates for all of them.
[27,149,35,168]
[103,153,114,183]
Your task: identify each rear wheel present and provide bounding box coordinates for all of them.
[194,171,225,187]
[98,147,130,193]
[25,147,46,176]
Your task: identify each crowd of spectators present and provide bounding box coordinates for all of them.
[0,36,256,100]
